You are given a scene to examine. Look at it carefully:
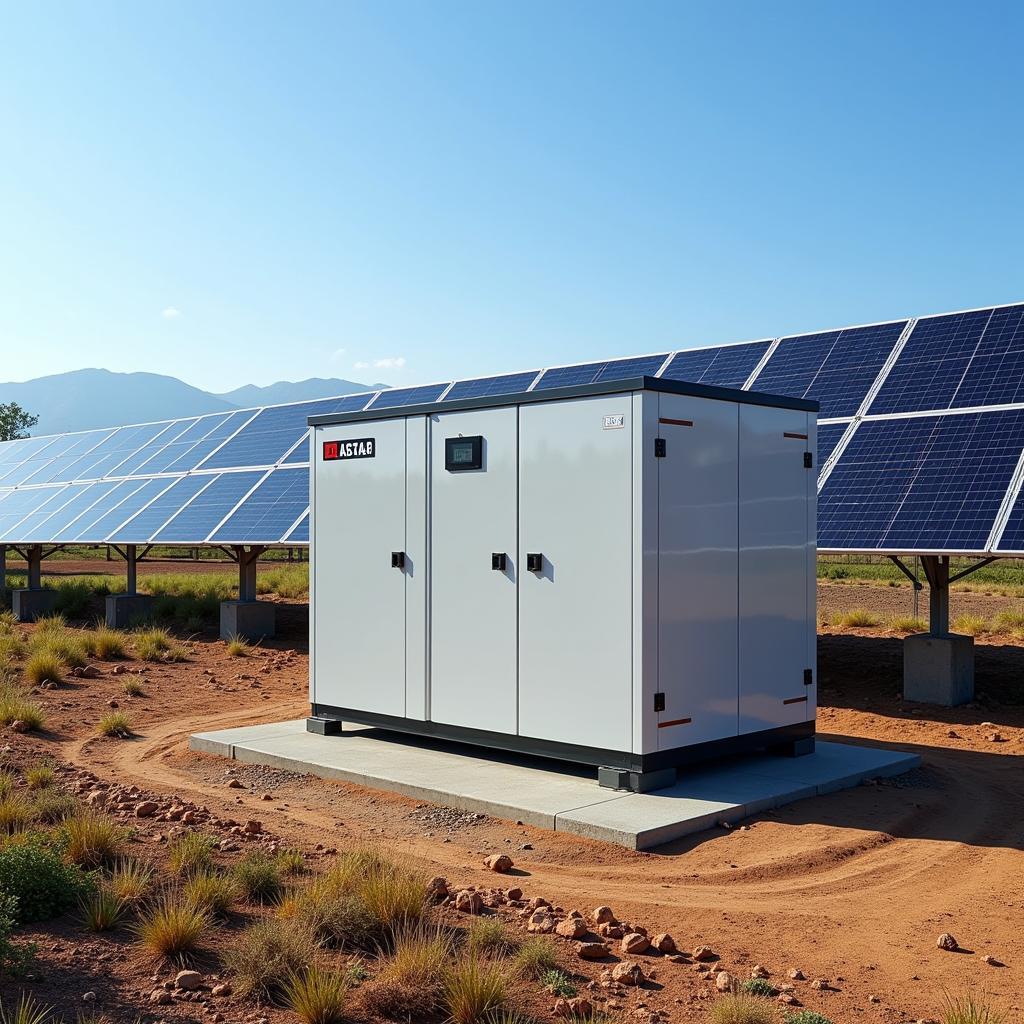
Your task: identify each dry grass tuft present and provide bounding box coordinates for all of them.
[941,991,1007,1024]
[24,763,55,790]
[63,812,129,868]
[88,625,127,660]
[222,918,320,1001]
[136,896,207,958]
[81,887,127,932]
[443,958,507,1024]
[97,712,133,738]
[183,871,239,918]
[709,992,778,1024]
[888,615,927,635]
[280,966,349,1024]
[510,936,557,979]
[108,859,154,904]
[233,851,283,903]
[168,832,218,877]
[833,608,880,628]
[225,633,250,657]
[952,614,988,637]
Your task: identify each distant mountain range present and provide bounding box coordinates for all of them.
[0,369,390,436]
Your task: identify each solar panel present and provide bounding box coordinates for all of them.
[369,384,449,409]
[67,478,171,543]
[106,475,214,543]
[153,471,265,542]
[818,409,1024,552]
[0,485,67,538]
[443,371,541,402]
[660,341,770,389]
[200,397,370,470]
[751,322,907,419]
[533,354,668,390]
[870,304,1024,415]
[284,510,309,543]
[211,467,309,543]
[816,423,849,468]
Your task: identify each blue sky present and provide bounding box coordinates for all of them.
[2,2,1022,392]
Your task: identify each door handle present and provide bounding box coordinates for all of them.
[526,552,543,572]
[491,552,507,571]
[391,551,406,569]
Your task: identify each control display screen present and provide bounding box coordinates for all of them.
[445,435,483,471]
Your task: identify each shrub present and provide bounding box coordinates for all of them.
[0,794,36,835]
[97,711,133,738]
[30,791,78,824]
[121,678,145,697]
[710,993,778,1024]
[443,958,507,1024]
[888,615,927,635]
[0,995,57,1024]
[183,871,239,918]
[741,978,776,998]
[466,917,511,957]
[276,848,306,876]
[941,992,1006,1024]
[108,859,154,904]
[834,608,880,628]
[23,651,64,687]
[24,763,55,790]
[952,614,988,637]
[136,897,207,957]
[53,583,93,619]
[62,812,129,868]
[32,633,88,669]
[233,851,283,903]
[222,918,320,1001]
[510,936,557,979]
[225,633,250,657]
[540,967,576,997]
[281,966,349,1024]
[134,628,186,663]
[365,924,454,1017]
[0,685,46,730]
[89,626,127,660]
[167,832,218,877]
[81,888,126,932]
[293,848,425,950]
[0,841,92,922]
[784,1013,835,1024]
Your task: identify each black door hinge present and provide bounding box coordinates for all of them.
[803,668,813,686]
[654,438,667,458]
[653,692,665,712]
[803,451,813,469]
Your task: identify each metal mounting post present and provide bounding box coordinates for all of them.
[126,544,137,596]
[26,545,43,591]
[0,545,5,599]
[235,546,266,603]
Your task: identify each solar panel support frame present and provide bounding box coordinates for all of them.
[857,318,918,418]
[986,443,1024,551]
[742,337,780,390]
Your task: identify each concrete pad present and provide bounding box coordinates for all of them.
[189,722,921,850]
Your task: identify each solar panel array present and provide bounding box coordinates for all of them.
[1,300,1023,555]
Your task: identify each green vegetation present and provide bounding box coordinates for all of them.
[952,613,988,636]
[0,794,36,835]
[276,847,307,876]
[819,556,1024,593]
[24,763,55,790]
[233,851,284,903]
[183,871,239,918]
[942,992,1006,1024]
[136,896,208,957]
[741,978,776,998]
[107,859,154,904]
[888,614,928,634]
[832,608,881,628]
[97,711,133,738]
[540,967,576,997]
[784,1012,836,1024]
[62,812,129,868]
[0,891,35,975]
[88,625,127,660]
[121,677,145,697]
[443,957,508,1024]
[0,402,39,443]
[510,936,557,979]
[281,966,350,1024]
[0,841,92,923]
[467,916,512,956]
[0,684,46,730]
[225,633,250,656]
[167,832,218,877]
[0,994,56,1024]
[81,887,127,932]
[222,918,320,1000]
[133,627,186,663]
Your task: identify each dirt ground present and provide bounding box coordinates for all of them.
[1,568,1022,1024]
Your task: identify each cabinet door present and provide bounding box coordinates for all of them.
[738,406,815,732]
[657,394,739,750]
[518,396,634,753]
[429,407,518,733]
[312,419,408,717]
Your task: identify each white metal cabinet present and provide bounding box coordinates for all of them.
[518,396,634,752]
[738,406,814,732]
[312,418,412,718]
[656,393,739,749]
[429,408,518,733]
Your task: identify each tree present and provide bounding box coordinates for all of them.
[0,403,38,442]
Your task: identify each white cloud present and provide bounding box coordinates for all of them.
[161,307,181,319]
[329,347,346,362]
[373,356,406,370]
[353,360,370,370]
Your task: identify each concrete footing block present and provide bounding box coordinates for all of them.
[11,589,58,622]
[104,594,155,629]
[903,632,974,706]
[220,600,276,641]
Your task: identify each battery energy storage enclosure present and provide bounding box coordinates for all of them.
[308,377,818,791]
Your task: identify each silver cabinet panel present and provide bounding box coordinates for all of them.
[429,407,518,733]
[657,394,739,749]
[738,405,815,732]
[518,396,633,751]
[312,419,410,717]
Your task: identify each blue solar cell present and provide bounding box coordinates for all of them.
[751,322,906,418]
[200,396,373,470]
[106,475,215,542]
[660,341,770,389]
[0,435,60,467]
[285,511,309,543]
[816,423,849,468]
[211,467,309,542]
[61,422,180,482]
[870,304,1024,415]
[152,471,265,542]
[67,478,168,542]
[533,354,668,390]
[818,410,1024,552]
[995,489,1024,552]
[2,482,102,542]
[0,486,68,538]
[443,372,541,402]
[282,440,312,465]
[369,384,450,409]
